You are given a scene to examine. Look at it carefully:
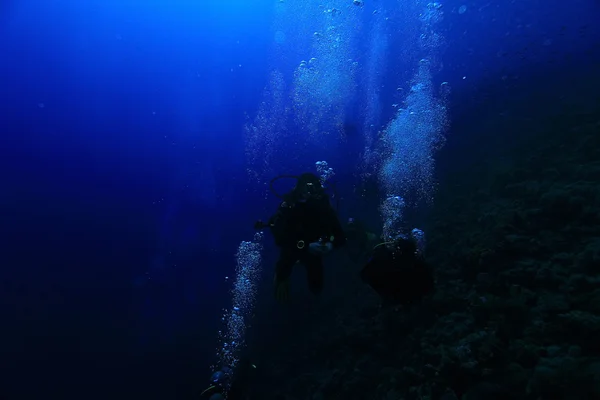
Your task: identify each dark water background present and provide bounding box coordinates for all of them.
[0,0,598,399]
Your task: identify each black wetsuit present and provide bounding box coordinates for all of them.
[226,357,256,400]
[360,238,434,305]
[268,194,345,294]
[201,359,255,400]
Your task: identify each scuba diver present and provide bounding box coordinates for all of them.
[255,173,346,302]
[200,358,258,400]
[200,366,230,400]
[360,229,434,306]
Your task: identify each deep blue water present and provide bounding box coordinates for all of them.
[0,0,598,399]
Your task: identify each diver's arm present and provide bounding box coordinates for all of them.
[269,202,297,248]
[255,204,289,231]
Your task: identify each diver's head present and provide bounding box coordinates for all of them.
[294,173,324,202]
[388,234,418,257]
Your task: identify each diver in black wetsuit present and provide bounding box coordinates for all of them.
[200,357,257,400]
[200,365,231,400]
[255,173,346,302]
[360,232,434,305]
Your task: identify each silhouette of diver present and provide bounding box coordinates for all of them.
[360,231,434,305]
[201,357,257,400]
[255,172,346,302]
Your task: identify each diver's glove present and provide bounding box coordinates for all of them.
[309,241,333,256]
[273,275,290,303]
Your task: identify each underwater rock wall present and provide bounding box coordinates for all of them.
[252,76,600,400]
[420,115,600,400]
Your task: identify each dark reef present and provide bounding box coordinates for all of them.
[249,86,600,400]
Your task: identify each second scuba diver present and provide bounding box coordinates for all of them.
[255,173,346,302]
[201,357,258,400]
[360,229,434,306]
